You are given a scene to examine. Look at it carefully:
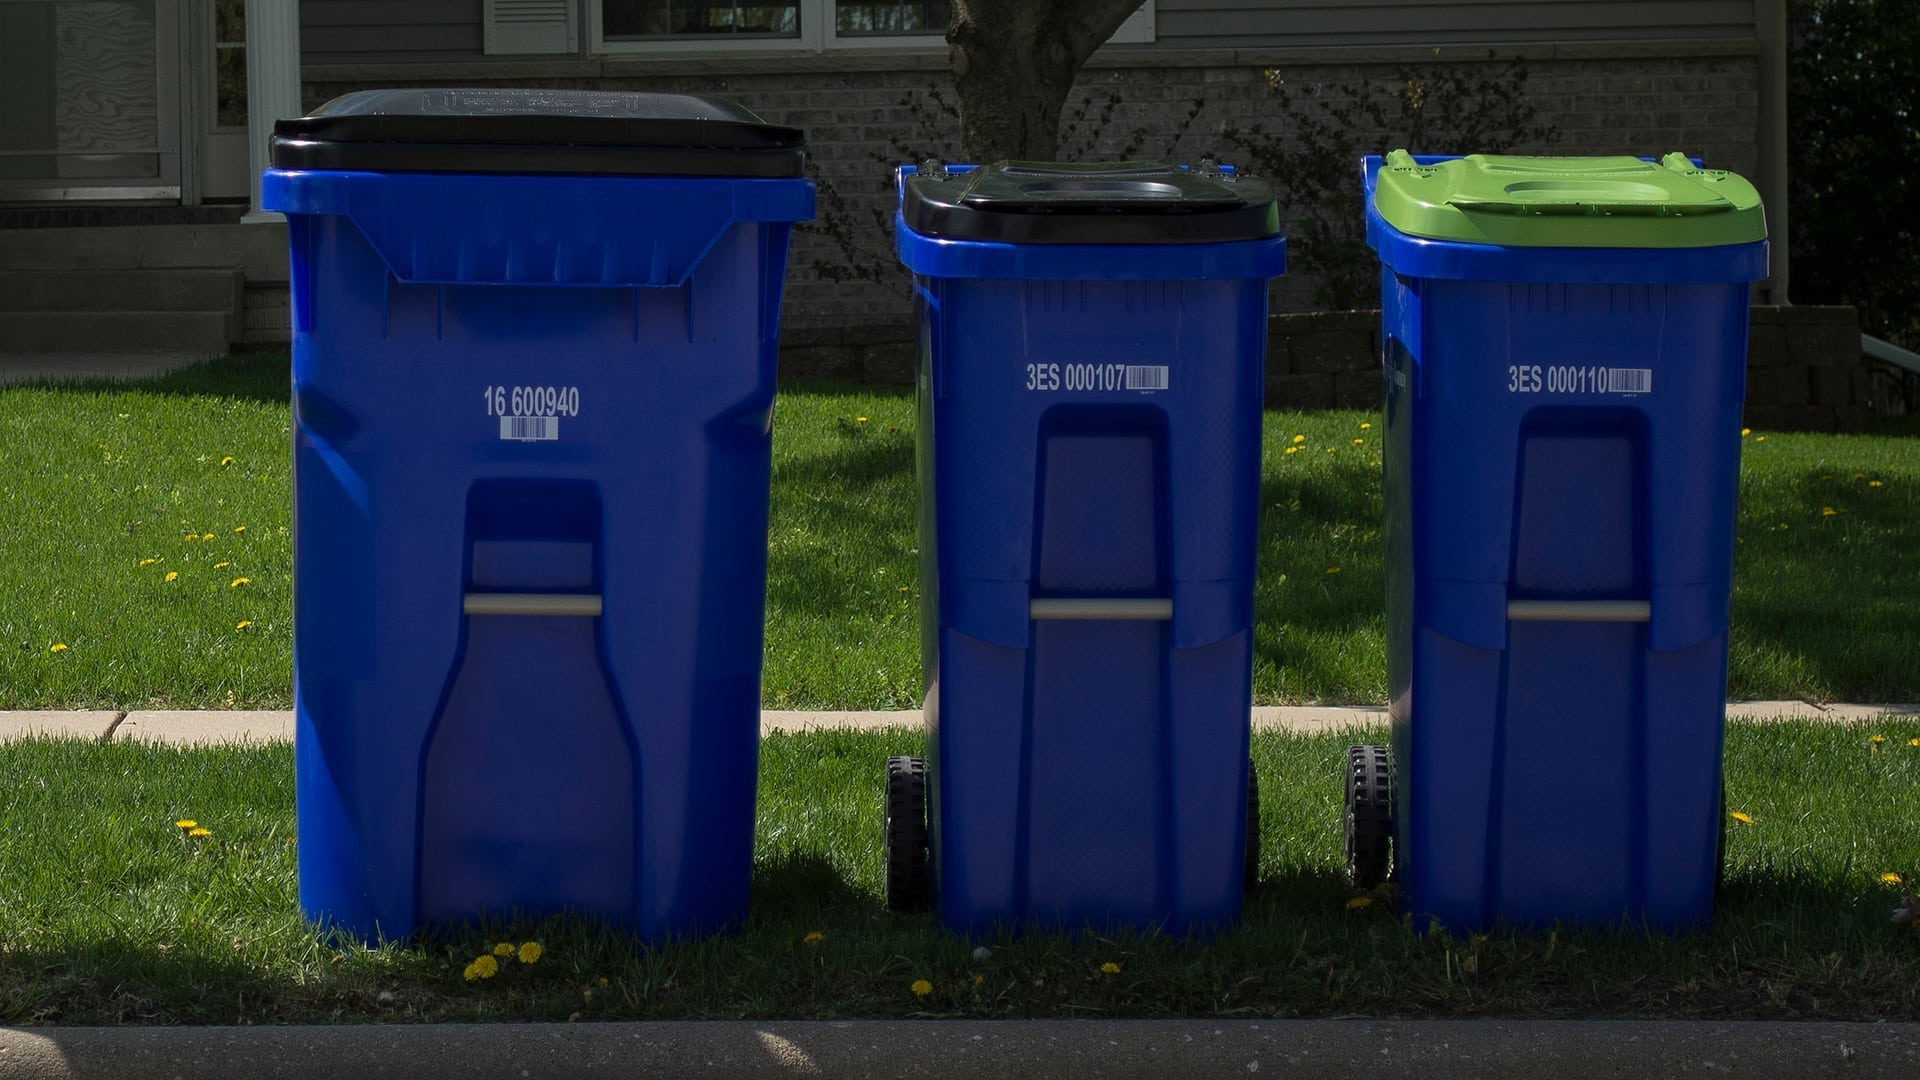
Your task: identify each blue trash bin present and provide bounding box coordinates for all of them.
[1352,151,1768,932]
[263,89,814,942]
[886,161,1287,937]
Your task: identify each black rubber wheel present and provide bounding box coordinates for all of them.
[1344,745,1395,889]
[883,755,930,911]
[1244,760,1261,891]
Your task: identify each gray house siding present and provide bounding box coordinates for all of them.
[303,0,481,64]
[300,2,1761,63]
[1156,0,1756,47]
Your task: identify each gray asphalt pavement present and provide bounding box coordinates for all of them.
[5,1019,1919,1080]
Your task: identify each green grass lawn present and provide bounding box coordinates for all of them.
[2,354,1917,708]
[3,722,1918,1025]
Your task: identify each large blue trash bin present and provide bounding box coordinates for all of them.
[889,161,1287,937]
[262,89,814,942]
[1357,151,1768,932]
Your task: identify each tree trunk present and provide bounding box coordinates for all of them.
[948,0,1146,162]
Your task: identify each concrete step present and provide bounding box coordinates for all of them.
[0,269,243,313]
[0,221,288,281]
[0,311,233,355]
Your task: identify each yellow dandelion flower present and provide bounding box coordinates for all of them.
[1855,473,1866,480]
[139,558,159,566]
[48,643,68,653]
[1327,566,1341,574]
[1821,507,1837,517]
[1360,422,1372,429]
[492,943,514,957]
[1883,873,1906,885]
[1870,480,1885,488]
[973,974,985,986]
[855,416,869,423]
[1871,735,1887,745]
[201,533,215,541]
[1283,446,1299,455]
[165,571,179,582]
[598,977,608,987]
[188,827,212,838]
[1730,811,1754,825]
[1910,738,1919,748]
[910,979,933,997]
[234,526,246,534]
[235,621,252,630]
[517,941,542,964]
[1291,434,1305,444]
[230,577,250,588]
[214,562,230,569]
[1100,962,1121,975]
[1755,435,1766,442]
[220,456,235,467]
[1346,896,1374,910]
[1353,438,1365,445]
[175,819,197,829]
[463,955,498,982]
[803,931,824,945]
[1740,428,1751,437]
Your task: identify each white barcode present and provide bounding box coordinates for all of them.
[1607,368,1652,394]
[1124,365,1169,391]
[499,416,559,441]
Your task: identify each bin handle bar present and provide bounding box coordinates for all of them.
[1029,598,1172,621]
[463,593,603,618]
[1506,600,1649,623]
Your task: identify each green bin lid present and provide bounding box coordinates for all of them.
[1371,150,1766,248]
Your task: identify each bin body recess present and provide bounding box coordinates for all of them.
[262,88,814,943]
[1364,151,1768,932]
[895,161,1286,937]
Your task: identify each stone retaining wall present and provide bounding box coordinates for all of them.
[781,305,1871,432]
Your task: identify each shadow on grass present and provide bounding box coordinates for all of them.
[18,352,290,406]
[1,942,309,1025]
[7,863,1916,1024]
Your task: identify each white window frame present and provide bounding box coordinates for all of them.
[589,0,1153,55]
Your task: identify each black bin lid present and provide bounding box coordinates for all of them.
[270,88,806,178]
[901,160,1280,244]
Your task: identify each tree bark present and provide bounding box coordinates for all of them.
[948,0,1146,162]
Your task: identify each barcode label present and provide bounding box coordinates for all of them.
[499,416,559,442]
[1607,368,1652,394]
[1125,365,1169,391]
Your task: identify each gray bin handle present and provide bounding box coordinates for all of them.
[463,592,603,617]
[1506,600,1650,623]
[1029,598,1173,621]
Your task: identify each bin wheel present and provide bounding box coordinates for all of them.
[1345,745,1395,889]
[884,755,930,911]
[1245,759,1261,891]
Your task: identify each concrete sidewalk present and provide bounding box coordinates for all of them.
[0,351,209,386]
[2,701,1916,746]
[3,1018,1916,1080]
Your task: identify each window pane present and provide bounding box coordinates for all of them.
[216,45,246,128]
[603,1,800,38]
[836,2,951,35]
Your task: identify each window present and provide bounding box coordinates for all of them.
[591,1,1152,53]
[602,2,802,40]
[835,1,951,36]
